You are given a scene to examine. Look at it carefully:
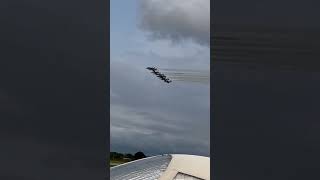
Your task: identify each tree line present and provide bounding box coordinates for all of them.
[110,151,146,161]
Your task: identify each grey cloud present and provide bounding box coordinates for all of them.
[138,0,210,46]
[111,107,209,156]
[110,59,210,156]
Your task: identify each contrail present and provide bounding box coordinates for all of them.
[161,68,209,84]
[169,75,209,78]
[147,67,209,84]
[159,68,209,73]
[171,79,209,85]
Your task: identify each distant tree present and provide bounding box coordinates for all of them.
[124,153,134,160]
[110,152,124,160]
[134,151,146,160]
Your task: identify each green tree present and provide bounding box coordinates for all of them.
[124,153,134,160]
[134,151,146,160]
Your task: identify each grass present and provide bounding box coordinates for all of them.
[110,159,131,167]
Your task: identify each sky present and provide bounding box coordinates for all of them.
[110,0,210,156]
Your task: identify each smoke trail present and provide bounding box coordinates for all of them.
[171,79,209,85]
[159,68,209,73]
[152,67,209,84]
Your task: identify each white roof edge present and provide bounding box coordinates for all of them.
[160,154,210,180]
[110,154,210,180]
[170,154,210,158]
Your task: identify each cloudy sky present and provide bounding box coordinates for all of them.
[110,0,210,156]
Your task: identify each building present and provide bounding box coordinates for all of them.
[110,154,210,180]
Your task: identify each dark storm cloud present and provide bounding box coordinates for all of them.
[139,0,210,46]
[0,0,108,179]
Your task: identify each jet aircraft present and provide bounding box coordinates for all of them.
[146,66,172,84]
[164,79,172,83]
[146,67,157,71]
[157,73,165,77]
[152,71,160,75]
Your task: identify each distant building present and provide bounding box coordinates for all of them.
[110,154,210,180]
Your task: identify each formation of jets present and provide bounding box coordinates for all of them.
[146,67,172,83]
